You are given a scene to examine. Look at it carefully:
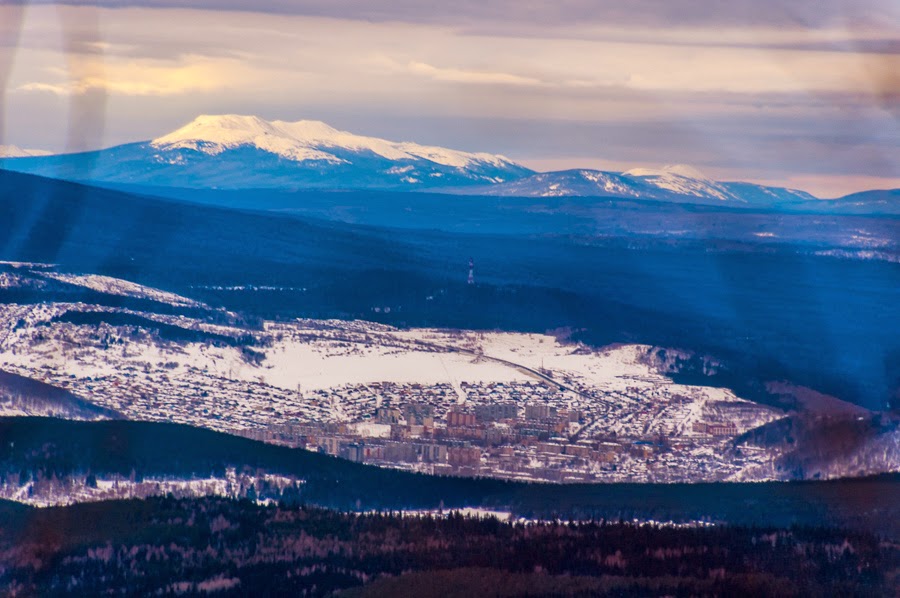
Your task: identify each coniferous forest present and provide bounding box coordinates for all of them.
[1,496,897,597]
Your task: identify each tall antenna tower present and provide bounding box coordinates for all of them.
[467,257,475,285]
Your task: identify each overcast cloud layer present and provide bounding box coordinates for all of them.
[0,1,898,196]
[8,0,900,29]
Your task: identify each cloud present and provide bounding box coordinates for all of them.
[406,61,543,87]
[7,0,898,31]
[10,6,899,99]
[17,55,251,96]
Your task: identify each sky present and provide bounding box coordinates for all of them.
[0,1,898,197]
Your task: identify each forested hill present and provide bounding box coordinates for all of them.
[0,370,121,420]
[2,417,900,536]
[2,496,895,597]
[2,169,898,409]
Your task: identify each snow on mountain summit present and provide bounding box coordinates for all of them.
[0,145,51,158]
[4,114,533,189]
[151,115,346,164]
[152,114,518,170]
[0,119,829,204]
[624,164,710,180]
[623,163,738,201]
[458,163,822,206]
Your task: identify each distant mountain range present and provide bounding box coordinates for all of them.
[0,145,50,158]
[453,166,820,207]
[0,114,896,209]
[0,115,532,190]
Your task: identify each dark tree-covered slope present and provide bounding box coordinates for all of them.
[2,417,900,536]
[2,169,898,408]
[0,496,896,597]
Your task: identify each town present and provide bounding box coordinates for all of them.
[0,265,783,483]
[0,306,782,483]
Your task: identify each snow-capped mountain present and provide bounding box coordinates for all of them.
[0,145,51,158]
[153,115,518,171]
[624,165,742,202]
[0,115,533,190]
[455,169,660,199]
[0,118,891,210]
[458,165,819,207]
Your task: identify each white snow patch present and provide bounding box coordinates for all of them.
[623,164,739,201]
[39,272,204,307]
[151,114,520,170]
[0,145,52,158]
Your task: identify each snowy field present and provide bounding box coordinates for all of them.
[0,302,777,434]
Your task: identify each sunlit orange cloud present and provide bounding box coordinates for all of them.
[12,7,899,100]
[18,55,258,96]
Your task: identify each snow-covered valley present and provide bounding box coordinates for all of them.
[1,264,897,504]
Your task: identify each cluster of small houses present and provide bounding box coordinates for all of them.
[240,398,741,479]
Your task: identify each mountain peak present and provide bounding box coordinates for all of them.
[621,163,736,200]
[0,145,52,158]
[190,113,270,128]
[150,114,521,171]
[154,114,287,147]
[660,164,710,180]
[0,113,528,189]
[623,164,710,180]
[272,119,341,140]
[167,114,287,139]
[151,115,352,164]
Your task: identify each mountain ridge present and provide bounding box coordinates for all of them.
[152,114,520,170]
[0,145,50,158]
[452,167,820,207]
[0,114,896,208]
[0,114,533,190]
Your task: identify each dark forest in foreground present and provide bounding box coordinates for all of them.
[1,496,897,597]
[4,417,900,537]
